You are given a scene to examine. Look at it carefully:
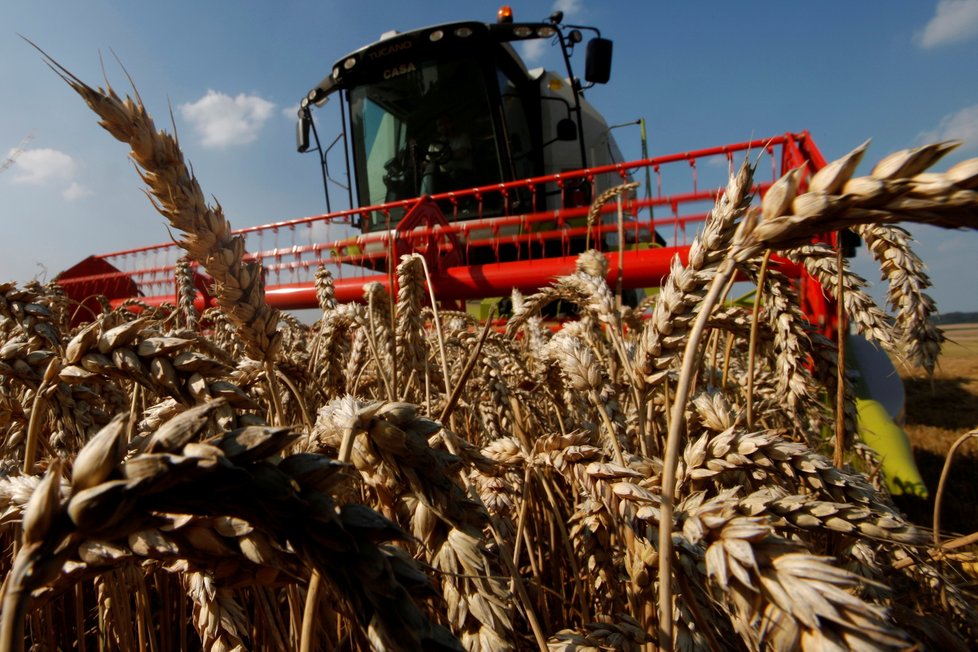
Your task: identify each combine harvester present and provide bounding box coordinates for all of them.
[56,6,924,495]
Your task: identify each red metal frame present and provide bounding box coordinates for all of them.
[56,132,834,331]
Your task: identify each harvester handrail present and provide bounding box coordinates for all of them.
[94,131,808,258]
[56,131,827,319]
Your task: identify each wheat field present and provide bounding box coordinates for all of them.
[1,54,977,651]
[898,324,978,535]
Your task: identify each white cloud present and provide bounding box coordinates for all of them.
[62,181,92,201]
[282,104,300,120]
[9,148,75,184]
[916,0,978,48]
[179,90,276,148]
[554,0,584,17]
[519,39,548,64]
[519,0,586,63]
[918,103,978,150]
[7,147,92,201]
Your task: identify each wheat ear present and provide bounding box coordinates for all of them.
[36,47,280,362]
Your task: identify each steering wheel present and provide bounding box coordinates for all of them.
[426,141,452,165]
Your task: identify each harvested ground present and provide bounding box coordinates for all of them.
[895,323,978,536]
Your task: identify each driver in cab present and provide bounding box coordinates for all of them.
[421,115,474,194]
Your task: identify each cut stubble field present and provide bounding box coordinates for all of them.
[897,323,978,534]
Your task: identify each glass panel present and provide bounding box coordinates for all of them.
[349,56,501,220]
[497,69,533,180]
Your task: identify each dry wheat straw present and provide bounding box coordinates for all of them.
[2,406,462,652]
[787,243,899,353]
[38,48,281,362]
[855,223,943,374]
[8,50,978,649]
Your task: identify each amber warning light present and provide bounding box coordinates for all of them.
[497,5,513,23]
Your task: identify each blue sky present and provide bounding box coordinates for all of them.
[2,0,977,312]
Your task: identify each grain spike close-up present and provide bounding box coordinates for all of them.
[4,9,978,652]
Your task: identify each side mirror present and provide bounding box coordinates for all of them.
[296,110,311,153]
[585,37,613,84]
[556,118,577,141]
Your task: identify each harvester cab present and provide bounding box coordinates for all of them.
[295,6,624,235]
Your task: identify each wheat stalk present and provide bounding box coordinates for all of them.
[855,223,943,374]
[2,404,462,652]
[10,52,978,645]
[35,47,281,362]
